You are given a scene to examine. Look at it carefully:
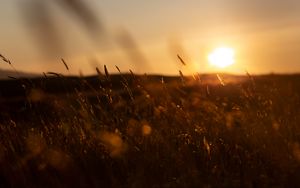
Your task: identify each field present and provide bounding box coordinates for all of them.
[0,71,300,187]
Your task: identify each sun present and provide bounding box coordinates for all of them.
[208,47,235,68]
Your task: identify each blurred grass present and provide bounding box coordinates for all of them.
[0,71,300,187]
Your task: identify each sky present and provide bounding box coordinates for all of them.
[1,0,300,75]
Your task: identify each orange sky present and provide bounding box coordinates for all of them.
[1,0,300,75]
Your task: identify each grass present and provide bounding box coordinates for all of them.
[0,64,300,187]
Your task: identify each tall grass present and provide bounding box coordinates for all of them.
[0,63,300,187]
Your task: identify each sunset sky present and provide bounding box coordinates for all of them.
[1,0,300,75]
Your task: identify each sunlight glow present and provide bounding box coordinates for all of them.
[208,47,235,68]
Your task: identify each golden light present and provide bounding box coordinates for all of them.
[208,47,235,68]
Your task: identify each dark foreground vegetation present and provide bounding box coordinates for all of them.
[0,72,300,187]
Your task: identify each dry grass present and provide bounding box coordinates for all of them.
[0,67,300,187]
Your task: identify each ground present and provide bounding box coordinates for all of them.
[0,73,300,187]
